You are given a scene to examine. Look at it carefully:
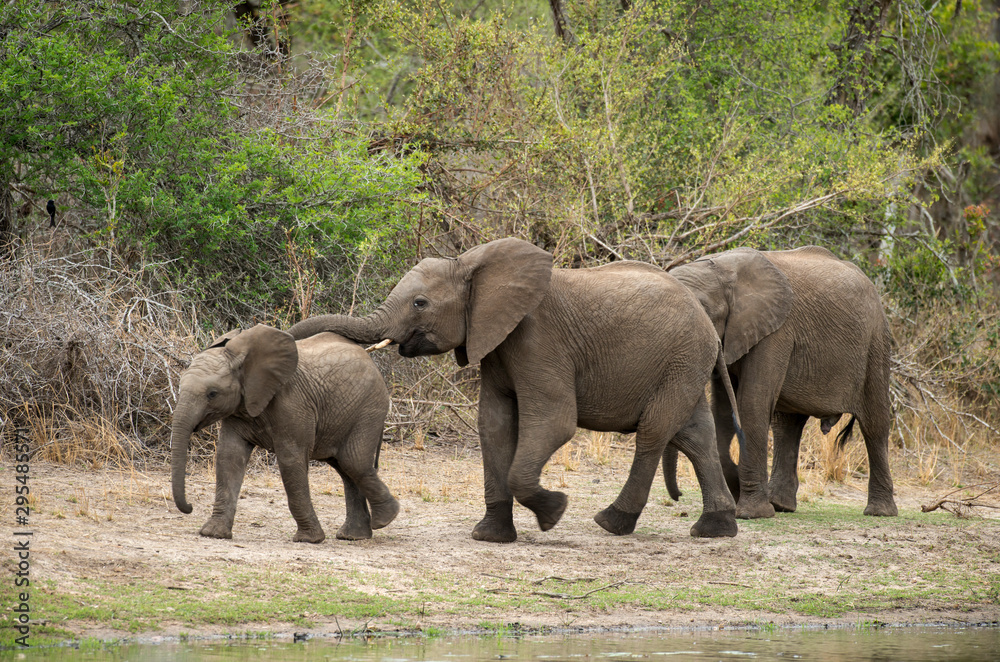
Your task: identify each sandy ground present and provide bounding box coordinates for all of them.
[7,438,1000,642]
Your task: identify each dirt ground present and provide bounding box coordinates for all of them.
[9,437,1000,642]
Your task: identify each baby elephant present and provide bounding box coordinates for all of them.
[170,324,399,542]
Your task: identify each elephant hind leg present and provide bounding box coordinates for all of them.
[596,422,673,536]
[858,335,897,517]
[327,458,372,540]
[768,412,808,513]
[598,391,737,538]
[857,411,897,517]
[336,429,400,532]
[670,394,738,538]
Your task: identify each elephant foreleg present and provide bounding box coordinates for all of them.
[327,458,372,540]
[506,399,575,534]
[200,426,253,539]
[733,338,790,519]
[768,411,808,512]
[472,382,520,542]
[275,445,325,543]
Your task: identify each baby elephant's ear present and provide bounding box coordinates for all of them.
[225,324,299,417]
[208,328,243,349]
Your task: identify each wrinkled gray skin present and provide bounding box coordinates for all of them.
[666,246,897,519]
[171,324,399,543]
[288,238,739,542]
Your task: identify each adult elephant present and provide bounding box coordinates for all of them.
[171,324,399,542]
[665,246,897,519]
[288,238,739,542]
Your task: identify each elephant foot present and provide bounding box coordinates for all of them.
[292,526,326,544]
[370,496,400,530]
[735,493,775,519]
[863,497,898,517]
[518,489,568,532]
[770,496,797,513]
[336,520,373,541]
[199,518,233,539]
[472,499,516,543]
[594,504,640,536]
[769,486,798,513]
[690,509,738,538]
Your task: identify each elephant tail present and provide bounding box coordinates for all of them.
[835,415,857,449]
[715,344,741,429]
[715,343,746,456]
[662,445,682,501]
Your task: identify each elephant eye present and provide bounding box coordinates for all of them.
[413,297,429,311]
[207,390,219,400]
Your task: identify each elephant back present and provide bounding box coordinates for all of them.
[294,332,390,411]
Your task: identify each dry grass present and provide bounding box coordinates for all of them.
[0,238,203,464]
[0,238,479,475]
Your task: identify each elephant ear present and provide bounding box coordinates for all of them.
[208,328,243,349]
[669,258,729,340]
[710,249,794,364]
[224,324,299,417]
[458,238,553,366]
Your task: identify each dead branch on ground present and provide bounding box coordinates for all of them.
[920,483,1000,517]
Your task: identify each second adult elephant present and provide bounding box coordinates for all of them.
[289,238,739,542]
[666,246,897,519]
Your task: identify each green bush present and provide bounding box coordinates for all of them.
[1,0,424,321]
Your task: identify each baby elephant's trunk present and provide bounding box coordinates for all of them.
[170,412,197,514]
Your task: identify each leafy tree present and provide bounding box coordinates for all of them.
[0,0,424,320]
[355,0,930,264]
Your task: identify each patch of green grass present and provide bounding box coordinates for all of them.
[32,571,401,634]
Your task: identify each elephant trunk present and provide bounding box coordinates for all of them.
[287,309,395,345]
[170,399,201,514]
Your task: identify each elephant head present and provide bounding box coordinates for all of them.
[669,248,794,364]
[171,324,298,514]
[287,238,554,366]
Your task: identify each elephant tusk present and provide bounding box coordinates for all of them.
[365,338,393,353]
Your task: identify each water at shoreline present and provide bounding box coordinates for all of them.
[11,624,1000,661]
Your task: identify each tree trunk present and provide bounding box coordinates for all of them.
[0,178,14,261]
[827,0,895,117]
[548,0,574,45]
